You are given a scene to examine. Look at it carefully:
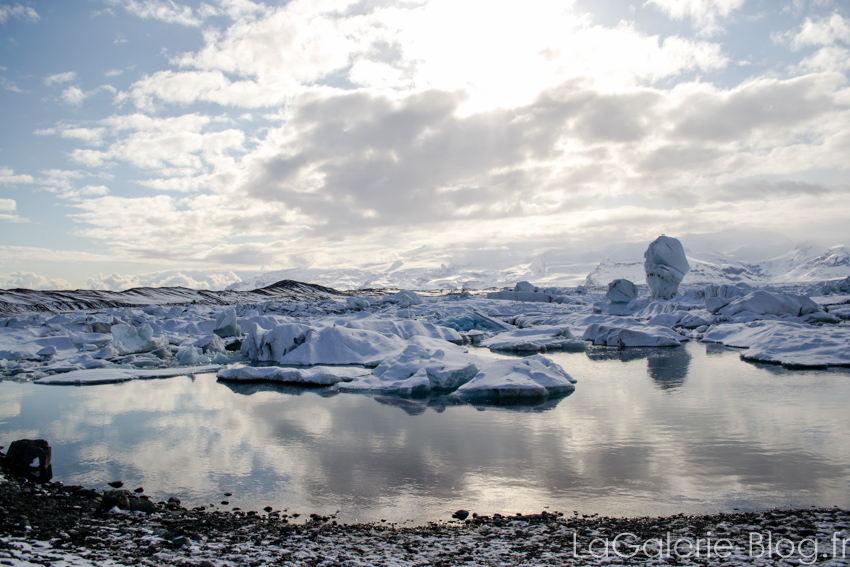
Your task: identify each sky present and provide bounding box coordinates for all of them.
[0,0,848,290]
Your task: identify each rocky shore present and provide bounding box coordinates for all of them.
[2,472,850,566]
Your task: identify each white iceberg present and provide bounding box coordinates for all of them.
[480,325,586,352]
[454,355,576,402]
[606,279,638,303]
[111,323,168,355]
[34,365,220,385]
[718,290,819,319]
[279,326,408,367]
[582,323,683,347]
[216,365,371,386]
[213,308,240,338]
[341,339,480,394]
[644,236,690,299]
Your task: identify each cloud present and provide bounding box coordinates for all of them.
[85,269,241,290]
[0,3,39,24]
[105,0,203,27]
[62,86,88,106]
[790,13,850,49]
[0,198,15,211]
[645,0,745,36]
[0,271,70,290]
[117,0,728,113]
[0,167,34,184]
[44,71,77,86]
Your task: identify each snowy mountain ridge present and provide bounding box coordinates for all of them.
[230,234,850,291]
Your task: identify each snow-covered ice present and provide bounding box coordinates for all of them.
[644,235,690,299]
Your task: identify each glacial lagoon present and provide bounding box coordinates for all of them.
[1,341,849,525]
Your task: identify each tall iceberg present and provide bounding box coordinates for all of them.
[644,235,689,299]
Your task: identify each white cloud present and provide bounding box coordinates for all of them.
[62,86,88,106]
[85,269,240,290]
[118,0,728,114]
[106,0,203,26]
[645,0,745,36]
[0,198,15,211]
[0,271,70,290]
[0,3,39,24]
[0,167,34,184]
[44,71,77,86]
[791,13,850,48]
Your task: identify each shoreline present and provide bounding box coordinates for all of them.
[2,474,849,566]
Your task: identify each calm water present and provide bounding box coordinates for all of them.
[1,341,849,524]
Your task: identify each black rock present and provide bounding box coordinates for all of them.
[4,439,52,482]
[452,509,470,521]
[134,486,144,493]
[108,481,124,488]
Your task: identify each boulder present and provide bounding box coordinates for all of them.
[3,439,52,482]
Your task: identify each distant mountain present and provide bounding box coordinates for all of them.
[584,239,850,287]
[227,231,850,292]
[227,248,597,291]
[0,280,348,316]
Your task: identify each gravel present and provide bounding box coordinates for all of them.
[2,473,850,566]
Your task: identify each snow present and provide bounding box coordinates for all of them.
[717,290,819,318]
[644,235,690,299]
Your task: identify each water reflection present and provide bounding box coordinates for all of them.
[585,345,692,390]
[1,341,849,524]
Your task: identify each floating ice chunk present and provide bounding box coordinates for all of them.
[343,341,480,394]
[455,355,576,402]
[143,305,167,317]
[644,236,690,299]
[515,281,537,293]
[35,365,220,385]
[176,346,209,365]
[606,279,638,303]
[384,290,423,307]
[213,308,240,338]
[193,334,225,354]
[37,345,57,358]
[111,323,167,355]
[582,323,683,347]
[217,365,370,386]
[703,320,850,368]
[480,326,586,353]
[244,323,312,362]
[69,333,113,350]
[346,296,373,310]
[166,305,185,318]
[703,284,746,313]
[719,290,819,318]
[437,311,514,333]
[343,316,463,344]
[279,326,407,367]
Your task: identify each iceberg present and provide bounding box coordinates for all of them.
[279,326,407,367]
[582,323,683,347]
[34,365,220,385]
[217,365,370,386]
[454,355,576,402]
[111,323,167,355]
[606,279,638,303]
[718,290,819,319]
[644,236,690,299]
[480,325,586,352]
